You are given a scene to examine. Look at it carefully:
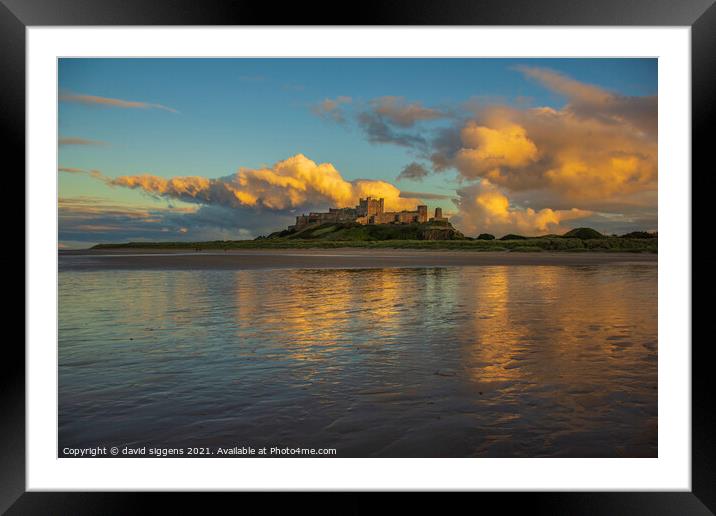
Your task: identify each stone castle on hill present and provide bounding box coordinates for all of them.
[290,196,449,230]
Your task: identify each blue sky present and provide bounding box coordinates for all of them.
[58,58,658,247]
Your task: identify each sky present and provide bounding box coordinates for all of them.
[58,58,658,247]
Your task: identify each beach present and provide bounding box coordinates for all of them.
[59,259,658,457]
[59,248,657,271]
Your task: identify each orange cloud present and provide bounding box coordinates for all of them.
[110,154,422,212]
[426,68,657,234]
[449,101,656,204]
[455,121,539,176]
[453,180,592,237]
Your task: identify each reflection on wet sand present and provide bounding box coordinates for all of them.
[59,264,657,457]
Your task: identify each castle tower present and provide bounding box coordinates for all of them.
[417,205,428,223]
[435,207,443,219]
[358,198,368,217]
[363,197,383,217]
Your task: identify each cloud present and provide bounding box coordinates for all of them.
[454,121,539,175]
[108,154,422,213]
[58,196,284,246]
[443,95,656,234]
[429,126,462,172]
[370,96,445,127]
[59,196,196,243]
[357,111,428,149]
[311,96,352,123]
[516,66,657,137]
[312,95,444,150]
[59,166,108,181]
[355,96,448,150]
[59,92,178,113]
[59,137,108,146]
[435,103,657,203]
[424,68,657,228]
[397,162,430,182]
[452,180,592,237]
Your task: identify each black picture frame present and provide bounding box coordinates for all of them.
[6,0,711,512]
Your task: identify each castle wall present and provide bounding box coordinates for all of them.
[372,212,398,224]
[395,211,418,224]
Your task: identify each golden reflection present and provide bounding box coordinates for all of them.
[231,268,410,365]
[459,265,656,388]
[459,265,524,384]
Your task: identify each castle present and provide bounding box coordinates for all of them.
[290,197,449,230]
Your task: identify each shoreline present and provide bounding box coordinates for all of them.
[59,248,657,271]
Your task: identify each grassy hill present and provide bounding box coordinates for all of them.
[562,227,605,239]
[265,221,466,241]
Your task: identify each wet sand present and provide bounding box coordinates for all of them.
[59,261,658,456]
[60,248,656,271]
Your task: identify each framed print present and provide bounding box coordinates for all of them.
[8,0,712,512]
